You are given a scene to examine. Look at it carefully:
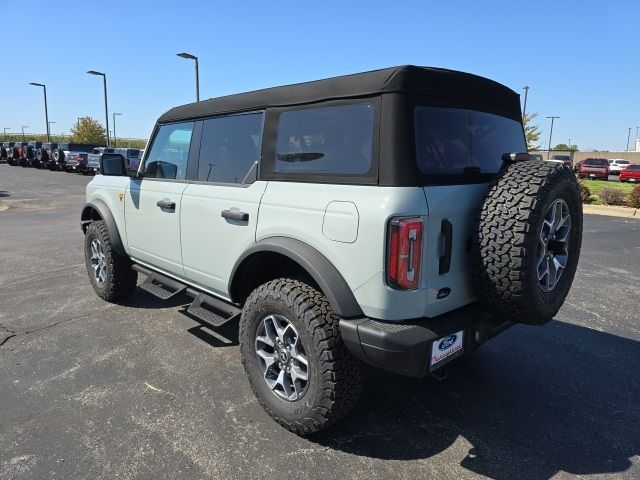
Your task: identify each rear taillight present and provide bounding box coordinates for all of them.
[387,217,423,290]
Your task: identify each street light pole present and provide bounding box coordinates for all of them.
[87,70,110,146]
[49,121,56,138]
[29,83,50,141]
[626,127,632,151]
[177,52,200,102]
[522,86,530,118]
[546,116,560,159]
[21,126,29,140]
[113,113,122,148]
[3,128,10,140]
[568,138,571,150]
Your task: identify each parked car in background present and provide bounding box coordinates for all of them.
[619,164,640,182]
[51,143,102,172]
[7,142,27,166]
[529,153,544,161]
[547,154,572,168]
[578,158,609,180]
[608,158,630,175]
[0,142,15,163]
[22,141,44,168]
[38,142,59,169]
[574,159,585,172]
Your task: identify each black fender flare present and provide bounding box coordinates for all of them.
[80,200,126,255]
[229,237,364,319]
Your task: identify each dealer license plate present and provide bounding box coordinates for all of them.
[430,330,464,371]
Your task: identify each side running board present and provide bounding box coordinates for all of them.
[185,288,241,329]
[134,265,187,299]
[132,264,240,329]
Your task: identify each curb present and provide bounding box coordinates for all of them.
[583,204,639,220]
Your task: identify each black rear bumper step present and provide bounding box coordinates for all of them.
[185,288,241,329]
[133,265,187,300]
[339,304,512,378]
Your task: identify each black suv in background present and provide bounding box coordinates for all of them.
[21,141,43,167]
[38,142,59,168]
[0,142,15,163]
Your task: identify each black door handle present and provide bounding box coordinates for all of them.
[439,219,453,275]
[157,199,176,210]
[221,210,249,221]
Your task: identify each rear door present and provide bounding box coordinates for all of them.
[414,107,527,315]
[124,121,195,276]
[180,112,265,297]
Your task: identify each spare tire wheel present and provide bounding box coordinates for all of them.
[472,160,582,325]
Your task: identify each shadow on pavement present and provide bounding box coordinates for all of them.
[0,191,9,198]
[310,321,640,479]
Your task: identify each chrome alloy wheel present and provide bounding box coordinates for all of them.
[255,314,309,401]
[537,199,571,292]
[90,238,107,284]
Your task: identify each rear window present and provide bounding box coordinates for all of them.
[126,149,140,157]
[585,158,608,166]
[628,165,640,170]
[552,155,570,161]
[616,160,629,165]
[275,103,373,175]
[414,107,526,177]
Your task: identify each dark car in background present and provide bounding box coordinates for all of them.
[619,164,640,183]
[578,158,609,180]
[549,154,573,169]
[21,141,44,167]
[7,142,27,166]
[38,142,59,169]
[1,141,15,163]
[529,153,544,161]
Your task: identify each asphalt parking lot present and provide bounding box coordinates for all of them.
[1,164,639,480]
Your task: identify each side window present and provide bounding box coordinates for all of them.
[275,103,373,175]
[144,122,194,180]
[197,112,263,183]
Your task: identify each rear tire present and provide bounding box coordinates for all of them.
[84,220,137,302]
[472,161,582,325]
[239,278,364,435]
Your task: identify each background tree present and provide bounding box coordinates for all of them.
[70,117,107,144]
[553,143,579,151]
[523,112,542,151]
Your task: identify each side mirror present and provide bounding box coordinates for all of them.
[502,152,531,163]
[100,153,127,176]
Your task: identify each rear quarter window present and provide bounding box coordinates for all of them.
[414,107,526,177]
[275,103,373,175]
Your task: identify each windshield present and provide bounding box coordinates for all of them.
[414,107,525,177]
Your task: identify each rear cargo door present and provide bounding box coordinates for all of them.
[414,106,527,316]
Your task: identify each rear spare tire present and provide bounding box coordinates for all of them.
[472,160,582,325]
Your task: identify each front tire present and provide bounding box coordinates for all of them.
[84,220,137,302]
[239,278,364,435]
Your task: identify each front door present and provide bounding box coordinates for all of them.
[180,112,265,297]
[124,121,195,277]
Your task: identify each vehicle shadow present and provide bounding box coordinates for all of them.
[0,190,9,197]
[310,321,640,479]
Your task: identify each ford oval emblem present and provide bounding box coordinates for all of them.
[436,288,451,299]
[438,334,457,351]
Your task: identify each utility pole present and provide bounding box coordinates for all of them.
[546,116,560,159]
[627,127,632,151]
[522,86,530,118]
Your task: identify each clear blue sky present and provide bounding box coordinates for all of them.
[2,0,638,151]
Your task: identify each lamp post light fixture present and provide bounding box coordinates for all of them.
[21,125,29,140]
[113,113,122,147]
[546,116,560,159]
[177,52,200,102]
[87,70,110,146]
[522,86,530,118]
[29,82,50,141]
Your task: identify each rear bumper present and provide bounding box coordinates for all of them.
[339,304,512,377]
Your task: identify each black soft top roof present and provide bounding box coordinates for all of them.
[158,65,521,124]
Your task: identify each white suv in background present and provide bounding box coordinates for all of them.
[608,158,630,175]
[80,66,583,434]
